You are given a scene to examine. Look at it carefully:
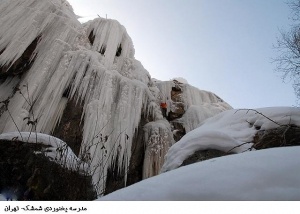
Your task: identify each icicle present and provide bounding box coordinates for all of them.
[75,64,153,194]
[0,76,20,106]
[143,120,174,179]
[84,18,134,70]
[49,97,68,133]
[0,0,84,134]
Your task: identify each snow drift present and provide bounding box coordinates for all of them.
[161,107,300,172]
[99,146,300,201]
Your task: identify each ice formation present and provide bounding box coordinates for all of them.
[0,0,231,195]
[0,0,164,195]
[0,0,86,134]
[154,79,232,132]
[180,104,230,133]
[143,120,174,178]
[161,107,300,172]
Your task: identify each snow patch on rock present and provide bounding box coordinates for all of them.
[161,107,300,172]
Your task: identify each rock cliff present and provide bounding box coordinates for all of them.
[0,0,231,196]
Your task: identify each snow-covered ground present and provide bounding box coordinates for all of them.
[99,146,300,200]
[0,194,6,201]
[162,107,300,172]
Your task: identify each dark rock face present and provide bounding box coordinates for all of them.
[0,36,40,78]
[181,149,231,167]
[104,117,147,195]
[253,125,300,150]
[168,81,186,142]
[53,98,84,156]
[169,83,185,119]
[126,119,146,186]
[52,97,148,196]
[104,159,126,196]
[88,31,95,45]
[0,140,96,201]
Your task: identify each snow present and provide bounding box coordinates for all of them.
[84,18,134,70]
[0,0,232,196]
[172,77,188,84]
[179,104,230,133]
[0,194,6,201]
[181,84,230,110]
[0,1,298,201]
[161,107,300,172]
[0,192,18,201]
[0,132,86,172]
[98,146,300,200]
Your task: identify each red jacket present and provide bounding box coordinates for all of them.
[160,102,167,109]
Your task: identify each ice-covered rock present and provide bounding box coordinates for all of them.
[0,0,231,196]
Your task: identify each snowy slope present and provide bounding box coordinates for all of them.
[161,107,300,172]
[99,146,300,201]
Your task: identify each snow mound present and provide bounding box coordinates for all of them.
[98,146,300,200]
[0,132,86,172]
[161,107,300,172]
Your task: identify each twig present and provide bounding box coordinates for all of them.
[225,142,253,154]
[236,109,285,127]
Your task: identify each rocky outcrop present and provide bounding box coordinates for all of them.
[53,98,84,156]
[253,125,300,150]
[0,140,96,200]
[168,80,186,142]
[181,149,232,167]
[104,116,147,195]
[178,125,300,168]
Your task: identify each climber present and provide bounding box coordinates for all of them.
[160,102,167,118]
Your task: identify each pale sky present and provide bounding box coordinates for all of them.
[68,0,296,109]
